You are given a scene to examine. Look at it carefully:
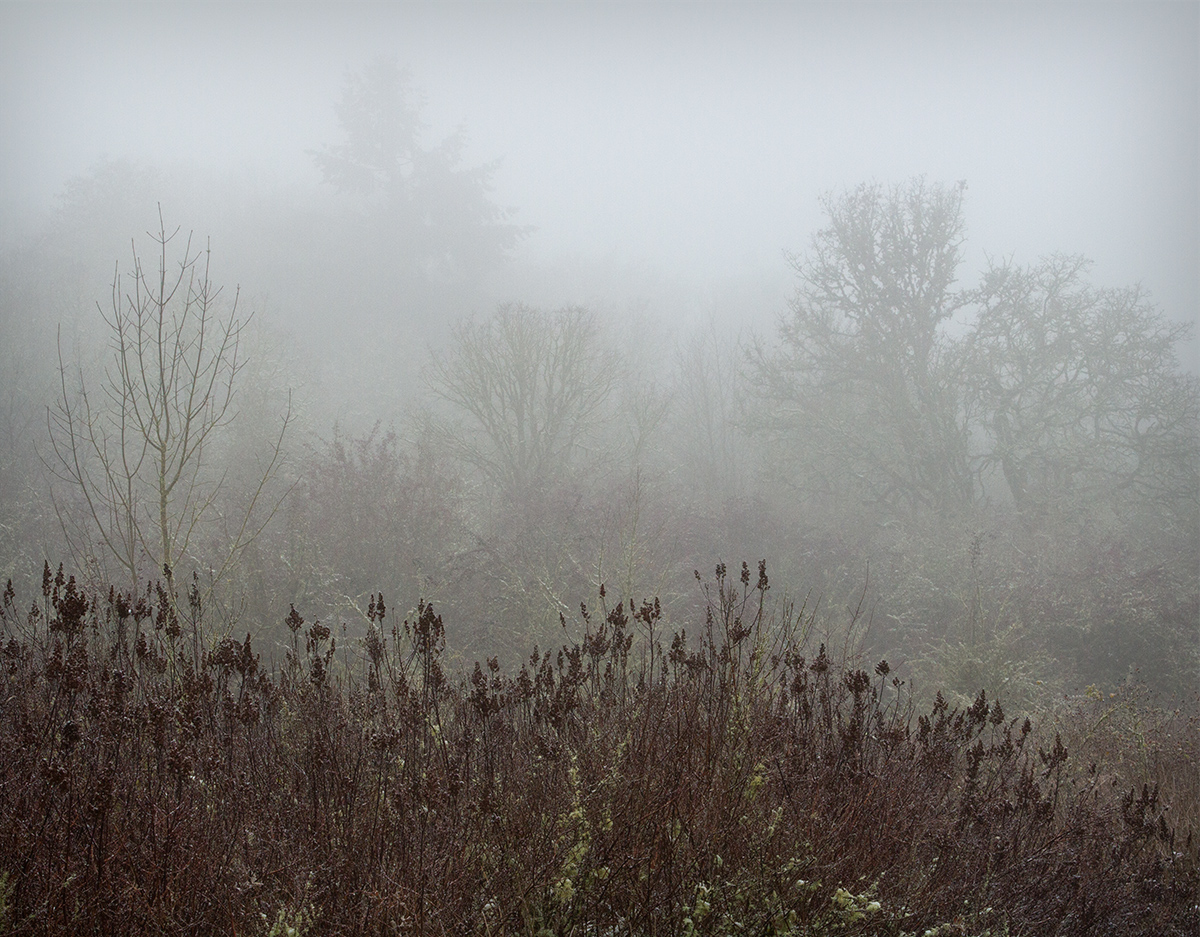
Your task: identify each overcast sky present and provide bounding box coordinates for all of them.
[1,1,1196,343]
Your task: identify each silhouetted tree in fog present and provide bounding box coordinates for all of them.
[46,211,291,593]
[427,303,618,501]
[748,179,973,516]
[966,254,1198,523]
[672,320,746,501]
[314,55,525,281]
[745,177,1198,696]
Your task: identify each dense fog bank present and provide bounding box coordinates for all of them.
[1,5,1196,709]
[2,167,1195,706]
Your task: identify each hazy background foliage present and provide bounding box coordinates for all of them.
[0,5,1196,706]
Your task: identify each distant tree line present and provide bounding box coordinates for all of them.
[746,178,1197,528]
[0,57,1194,702]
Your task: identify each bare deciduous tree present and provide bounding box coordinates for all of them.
[672,319,745,501]
[46,210,291,594]
[747,179,974,516]
[427,303,618,499]
[967,254,1198,520]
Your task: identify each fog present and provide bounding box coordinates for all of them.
[3,3,1196,330]
[0,1,1196,707]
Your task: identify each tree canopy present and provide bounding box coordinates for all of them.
[313,56,525,280]
[427,304,618,501]
[748,179,974,516]
[967,254,1198,521]
[748,178,1197,527]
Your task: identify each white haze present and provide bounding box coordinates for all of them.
[1,1,1196,353]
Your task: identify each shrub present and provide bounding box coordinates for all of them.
[0,562,1194,935]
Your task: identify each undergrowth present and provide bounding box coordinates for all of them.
[0,561,1195,935]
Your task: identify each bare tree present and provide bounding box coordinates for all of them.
[747,179,974,516]
[427,303,618,499]
[422,303,619,654]
[967,254,1198,520]
[672,319,746,501]
[46,210,291,594]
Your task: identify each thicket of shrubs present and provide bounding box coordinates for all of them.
[1,561,1195,936]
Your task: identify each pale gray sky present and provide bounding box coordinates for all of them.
[2,1,1196,341]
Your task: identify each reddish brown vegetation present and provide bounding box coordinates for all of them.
[0,562,1195,936]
